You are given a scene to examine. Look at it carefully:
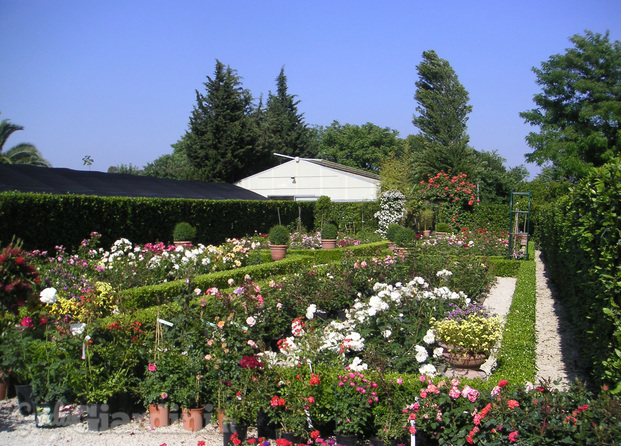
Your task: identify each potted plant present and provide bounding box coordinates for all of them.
[29,335,81,428]
[333,372,379,445]
[320,223,338,249]
[393,227,417,253]
[173,222,196,246]
[431,302,503,369]
[222,356,265,444]
[419,207,434,237]
[384,223,403,251]
[73,325,139,431]
[268,225,289,261]
[435,222,452,239]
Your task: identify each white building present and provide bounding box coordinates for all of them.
[234,156,380,202]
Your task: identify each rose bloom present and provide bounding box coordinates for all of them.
[508,431,518,443]
[498,379,508,387]
[449,387,461,399]
[507,400,520,409]
[148,363,157,372]
[246,316,256,327]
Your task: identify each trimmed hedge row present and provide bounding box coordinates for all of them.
[491,259,537,384]
[532,160,621,389]
[0,192,315,252]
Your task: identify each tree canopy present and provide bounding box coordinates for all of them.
[181,60,267,183]
[0,119,50,167]
[258,67,316,161]
[520,30,621,181]
[316,121,401,172]
[411,50,474,179]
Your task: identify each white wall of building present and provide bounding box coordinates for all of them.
[235,159,379,202]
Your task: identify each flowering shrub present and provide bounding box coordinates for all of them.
[374,190,407,236]
[432,302,502,357]
[267,369,321,438]
[333,372,379,435]
[412,172,478,230]
[0,239,41,314]
[32,233,257,293]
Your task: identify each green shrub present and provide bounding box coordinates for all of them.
[435,222,452,233]
[321,223,338,240]
[533,160,621,389]
[393,227,417,247]
[268,225,290,246]
[172,222,196,242]
[492,260,537,384]
[385,223,402,242]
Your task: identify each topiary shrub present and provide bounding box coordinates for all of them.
[268,225,290,246]
[385,223,403,242]
[393,227,417,247]
[173,222,196,242]
[321,223,338,240]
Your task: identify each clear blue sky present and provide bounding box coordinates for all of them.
[2,1,620,179]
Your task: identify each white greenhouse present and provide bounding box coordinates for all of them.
[234,155,380,202]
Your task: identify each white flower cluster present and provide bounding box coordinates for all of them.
[374,189,407,235]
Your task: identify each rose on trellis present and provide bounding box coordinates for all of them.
[412,172,478,230]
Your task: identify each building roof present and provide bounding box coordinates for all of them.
[306,159,380,180]
[0,164,266,200]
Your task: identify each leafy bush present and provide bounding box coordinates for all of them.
[268,225,290,246]
[533,160,621,389]
[172,222,196,242]
[435,222,452,233]
[385,223,403,243]
[320,223,338,240]
[393,227,417,247]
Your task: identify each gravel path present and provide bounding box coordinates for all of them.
[0,251,583,445]
[534,250,587,389]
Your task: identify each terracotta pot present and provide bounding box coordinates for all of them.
[148,404,170,428]
[443,349,487,369]
[422,229,431,237]
[182,406,204,431]
[321,239,337,249]
[218,409,225,434]
[269,245,288,261]
[0,375,8,401]
[174,241,191,247]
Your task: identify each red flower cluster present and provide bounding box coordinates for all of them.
[239,355,264,369]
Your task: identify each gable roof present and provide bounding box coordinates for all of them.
[306,159,380,180]
[0,164,266,200]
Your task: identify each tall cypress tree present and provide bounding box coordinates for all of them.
[183,60,266,183]
[411,50,476,180]
[260,67,315,160]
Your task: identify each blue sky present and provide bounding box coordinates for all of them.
[2,1,620,179]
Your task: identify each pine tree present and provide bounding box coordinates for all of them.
[182,60,266,183]
[260,67,315,161]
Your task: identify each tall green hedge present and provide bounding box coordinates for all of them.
[533,160,621,390]
[0,192,315,251]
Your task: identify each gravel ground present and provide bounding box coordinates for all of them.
[534,250,587,389]
[0,251,580,445]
